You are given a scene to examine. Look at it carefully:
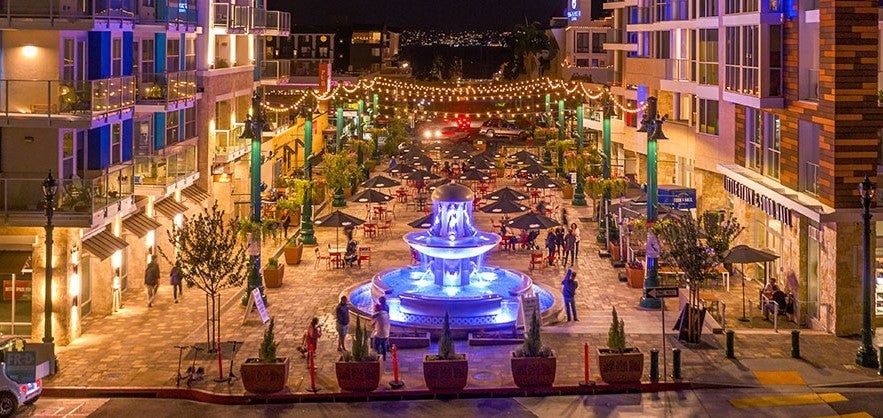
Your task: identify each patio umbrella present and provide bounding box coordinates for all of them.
[467,158,496,170]
[426,179,449,191]
[351,189,393,204]
[403,169,441,181]
[459,170,491,182]
[444,149,472,160]
[314,210,366,249]
[401,149,432,161]
[474,150,503,162]
[408,212,435,229]
[411,155,436,170]
[519,163,550,176]
[484,187,529,201]
[508,149,539,162]
[480,200,530,214]
[506,212,560,230]
[385,164,416,175]
[525,175,563,189]
[361,175,401,189]
[723,244,780,322]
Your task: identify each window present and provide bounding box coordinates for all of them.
[140,39,155,75]
[698,0,718,17]
[696,29,718,85]
[698,99,718,135]
[746,108,763,171]
[111,123,122,165]
[726,0,758,14]
[576,59,590,68]
[767,25,783,97]
[765,114,781,179]
[371,48,380,57]
[725,26,759,95]
[135,119,152,156]
[654,31,670,59]
[798,120,820,195]
[184,38,196,71]
[592,33,605,53]
[62,131,76,178]
[112,38,122,77]
[167,38,180,71]
[318,46,329,58]
[166,110,180,145]
[184,106,196,139]
[63,39,75,80]
[576,32,590,53]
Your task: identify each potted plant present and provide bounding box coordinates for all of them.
[240,317,290,393]
[423,313,468,390]
[626,259,644,289]
[262,257,284,288]
[282,237,304,265]
[510,312,556,388]
[335,316,381,392]
[597,307,643,384]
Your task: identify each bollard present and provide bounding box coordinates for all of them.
[649,348,659,382]
[579,342,594,386]
[726,329,735,359]
[389,344,405,389]
[306,345,319,392]
[214,341,226,382]
[791,330,801,358]
[671,348,682,380]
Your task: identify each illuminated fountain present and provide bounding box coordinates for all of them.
[347,182,556,331]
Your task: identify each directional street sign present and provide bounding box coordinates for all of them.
[644,286,679,299]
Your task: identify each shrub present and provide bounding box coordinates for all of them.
[341,317,378,362]
[259,318,279,362]
[515,311,552,358]
[607,307,626,353]
[427,313,464,361]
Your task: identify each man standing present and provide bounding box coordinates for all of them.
[144,258,160,307]
[563,229,576,267]
[372,298,391,360]
[335,296,351,352]
[562,269,579,321]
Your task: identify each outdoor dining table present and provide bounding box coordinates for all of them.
[328,247,346,268]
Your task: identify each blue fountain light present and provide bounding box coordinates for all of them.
[348,182,554,330]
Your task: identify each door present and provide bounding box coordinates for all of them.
[0,272,33,336]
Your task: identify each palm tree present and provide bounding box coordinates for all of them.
[506,22,555,79]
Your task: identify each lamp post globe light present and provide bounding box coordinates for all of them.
[42,171,57,344]
[639,96,667,310]
[856,175,879,369]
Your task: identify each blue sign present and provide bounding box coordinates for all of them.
[566,0,581,21]
[658,185,696,210]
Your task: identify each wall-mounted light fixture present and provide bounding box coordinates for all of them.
[22,44,37,58]
[24,136,35,143]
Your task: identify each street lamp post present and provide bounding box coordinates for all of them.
[42,171,57,344]
[243,92,268,304]
[300,98,317,246]
[639,96,667,310]
[856,176,879,368]
[572,103,587,206]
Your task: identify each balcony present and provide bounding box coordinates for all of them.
[265,10,290,35]
[137,0,198,30]
[665,59,692,82]
[212,1,265,34]
[0,76,135,127]
[213,125,248,164]
[261,59,291,83]
[0,0,135,29]
[134,143,198,196]
[136,70,197,108]
[0,167,135,227]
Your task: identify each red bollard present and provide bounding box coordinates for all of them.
[579,342,594,386]
[213,341,226,382]
[389,344,405,389]
[306,345,319,392]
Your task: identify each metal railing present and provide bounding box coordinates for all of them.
[136,70,196,103]
[134,144,197,186]
[265,10,289,33]
[802,161,819,196]
[212,2,254,31]
[137,0,197,25]
[0,76,134,121]
[261,60,291,80]
[213,125,247,163]
[0,168,133,217]
[250,6,265,30]
[0,0,135,23]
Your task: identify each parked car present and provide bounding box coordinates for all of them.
[479,118,528,139]
[422,126,471,143]
[0,362,41,417]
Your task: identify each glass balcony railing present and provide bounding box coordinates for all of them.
[138,0,197,25]
[250,6,265,30]
[266,10,289,33]
[213,125,247,163]
[0,76,134,121]
[666,59,691,81]
[136,70,196,104]
[0,167,133,218]
[134,144,197,187]
[802,161,819,196]
[261,59,291,80]
[0,0,135,22]
[212,2,254,31]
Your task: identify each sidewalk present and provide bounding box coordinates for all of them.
[43,175,883,402]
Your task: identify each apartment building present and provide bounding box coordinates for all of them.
[0,0,291,346]
[552,0,614,84]
[598,0,883,335]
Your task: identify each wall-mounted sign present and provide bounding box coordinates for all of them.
[566,0,581,21]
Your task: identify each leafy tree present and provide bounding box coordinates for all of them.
[160,203,248,351]
[322,151,364,207]
[505,22,554,79]
[380,118,410,156]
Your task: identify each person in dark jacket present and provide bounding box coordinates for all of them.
[144,259,160,307]
[555,227,566,258]
[335,296,351,352]
[545,230,557,266]
[170,264,183,304]
[562,269,579,321]
[563,229,577,267]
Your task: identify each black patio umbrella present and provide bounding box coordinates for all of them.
[474,150,503,161]
[519,163,551,176]
[525,175,563,189]
[467,158,496,170]
[408,212,435,229]
[459,170,491,182]
[480,200,530,214]
[314,210,366,249]
[361,175,401,189]
[403,169,441,181]
[508,150,539,163]
[723,245,780,322]
[444,149,472,160]
[401,149,432,161]
[411,155,436,170]
[426,179,449,191]
[484,187,529,201]
[351,188,393,204]
[506,212,560,230]
[385,164,416,175]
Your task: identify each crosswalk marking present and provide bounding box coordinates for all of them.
[753,370,805,385]
[730,392,847,408]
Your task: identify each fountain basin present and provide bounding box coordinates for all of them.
[404,231,500,260]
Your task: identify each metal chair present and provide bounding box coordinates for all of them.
[315,247,331,270]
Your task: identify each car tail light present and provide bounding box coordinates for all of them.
[19,385,26,394]
[36,378,42,388]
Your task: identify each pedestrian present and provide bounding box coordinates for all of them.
[570,222,581,260]
[545,230,557,266]
[389,157,398,170]
[335,296,350,352]
[563,229,576,267]
[560,208,569,228]
[561,269,579,321]
[144,258,160,307]
[372,299,391,360]
[170,263,183,304]
[555,227,565,259]
[298,317,322,357]
[281,211,291,238]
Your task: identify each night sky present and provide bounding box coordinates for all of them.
[270,0,569,30]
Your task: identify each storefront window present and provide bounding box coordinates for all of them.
[753,208,782,283]
[0,272,32,336]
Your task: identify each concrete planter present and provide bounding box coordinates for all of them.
[423,355,468,390]
[335,360,382,392]
[240,358,290,393]
[263,264,284,288]
[597,348,643,384]
[510,352,556,388]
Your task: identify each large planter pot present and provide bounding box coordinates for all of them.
[240,358,290,393]
[626,266,644,288]
[597,348,644,384]
[561,186,574,199]
[335,360,382,392]
[283,244,303,265]
[510,352,556,388]
[423,355,468,390]
[263,265,284,288]
[609,243,621,261]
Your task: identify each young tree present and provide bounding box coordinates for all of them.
[656,210,741,343]
[160,203,249,351]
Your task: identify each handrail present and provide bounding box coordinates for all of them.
[0,76,134,122]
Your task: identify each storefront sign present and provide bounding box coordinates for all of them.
[3,280,31,301]
[658,185,696,210]
[724,176,793,227]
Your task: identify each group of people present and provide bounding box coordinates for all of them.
[143,258,184,308]
[544,223,581,267]
[298,295,391,360]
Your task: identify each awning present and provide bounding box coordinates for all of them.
[82,230,129,261]
[0,251,32,275]
[122,212,161,238]
[155,198,188,219]
[182,186,210,204]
